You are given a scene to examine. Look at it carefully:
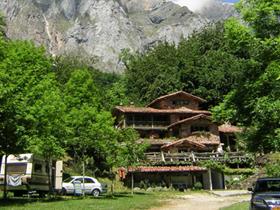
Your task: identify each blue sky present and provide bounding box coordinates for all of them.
[170,0,239,12]
[224,0,239,3]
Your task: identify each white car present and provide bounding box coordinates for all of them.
[62,176,106,197]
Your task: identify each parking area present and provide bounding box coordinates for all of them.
[150,191,250,210]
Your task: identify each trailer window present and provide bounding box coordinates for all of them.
[7,163,27,174]
[34,163,42,172]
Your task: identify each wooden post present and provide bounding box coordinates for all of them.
[226,135,230,152]
[208,169,213,191]
[161,151,165,162]
[132,115,135,128]
[131,173,134,195]
[124,117,127,128]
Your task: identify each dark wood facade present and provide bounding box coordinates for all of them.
[114,91,243,190]
[113,91,239,153]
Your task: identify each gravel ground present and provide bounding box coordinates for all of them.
[150,192,250,210]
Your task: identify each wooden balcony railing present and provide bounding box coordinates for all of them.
[144,152,252,164]
[126,121,170,128]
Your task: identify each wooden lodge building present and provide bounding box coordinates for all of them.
[114,91,242,190]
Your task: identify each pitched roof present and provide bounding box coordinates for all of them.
[168,114,212,129]
[147,91,206,107]
[161,133,220,150]
[218,123,242,133]
[114,106,210,115]
[137,138,175,145]
[128,166,207,173]
[161,138,207,150]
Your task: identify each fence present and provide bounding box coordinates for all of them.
[144,151,251,164]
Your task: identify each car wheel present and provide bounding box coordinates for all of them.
[14,191,24,197]
[38,191,46,198]
[61,188,67,196]
[92,189,100,197]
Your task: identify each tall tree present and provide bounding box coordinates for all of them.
[124,42,182,105]
[124,23,248,107]
[0,41,52,154]
[212,0,280,153]
[237,0,280,38]
[0,40,65,196]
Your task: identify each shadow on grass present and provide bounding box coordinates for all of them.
[0,196,69,207]
[95,191,150,200]
[0,192,151,206]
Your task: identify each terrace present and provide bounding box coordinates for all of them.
[144,151,252,165]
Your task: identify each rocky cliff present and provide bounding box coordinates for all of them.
[0,0,236,72]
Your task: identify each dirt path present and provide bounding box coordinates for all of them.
[150,192,250,210]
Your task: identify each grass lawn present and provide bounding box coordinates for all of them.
[0,191,178,210]
[220,201,249,210]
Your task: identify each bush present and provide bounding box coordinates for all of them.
[265,161,280,177]
[193,182,203,190]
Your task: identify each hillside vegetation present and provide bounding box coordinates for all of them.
[0,0,279,180]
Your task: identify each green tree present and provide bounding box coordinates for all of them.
[124,23,247,106]
[237,0,280,38]
[21,74,66,195]
[212,0,280,153]
[0,40,65,196]
[124,42,182,105]
[0,41,53,154]
[0,14,5,37]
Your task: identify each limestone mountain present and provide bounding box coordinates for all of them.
[0,0,236,72]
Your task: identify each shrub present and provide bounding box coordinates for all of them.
[193,182,203,190]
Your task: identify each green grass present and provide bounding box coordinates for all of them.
[220,201,249,210]
[0,191,177,210]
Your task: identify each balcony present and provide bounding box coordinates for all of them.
[144,152,252,164]
[126,120,170,130]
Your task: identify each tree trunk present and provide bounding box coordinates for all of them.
[110,168,114,196]
[82,160,85,196]
[48,159,53,197]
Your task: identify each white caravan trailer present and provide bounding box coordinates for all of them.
[0,154,63,196]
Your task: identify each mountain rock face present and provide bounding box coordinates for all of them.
[0,0,235,72]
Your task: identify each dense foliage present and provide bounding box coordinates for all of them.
[123,0,279,153]
[213,0,280,153]
[0,0,279,182]
[123,23,248,106]
[0,34,144,177]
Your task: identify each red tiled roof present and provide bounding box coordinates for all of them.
[219,123,242,133]
[161,138,207,150]
[185,133,220,145]
[137,138,175,145]
[147,91,206,107]
[128,166,207,173]
[114,106,210,115]
[168,114,212,129]
[161,133,220,150]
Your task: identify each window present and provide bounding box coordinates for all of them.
[191,125,209,133]
[255,180,280,192]
[172,100,190,106]
[6,163,27,174]
[85,178,95,183]
[75,178,95,183]
[34,163,42,172]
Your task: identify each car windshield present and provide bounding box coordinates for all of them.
[63,177,74,183]
[255,180,280,192]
